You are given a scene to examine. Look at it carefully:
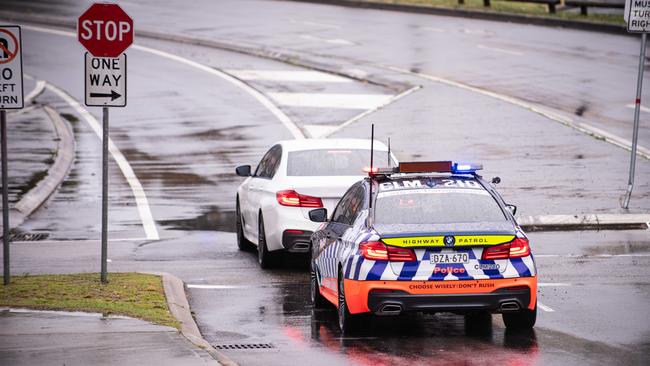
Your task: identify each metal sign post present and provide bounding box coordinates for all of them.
[622,1,650,208]
[78,4,133,283]
[0,25,24,285]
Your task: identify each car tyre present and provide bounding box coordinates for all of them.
[338,269,360,334]
[310,251,328,309]
[236,199,254,251]
[502,304,537,330]
[257,214,276,269]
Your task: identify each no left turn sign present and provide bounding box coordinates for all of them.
[0,25,23,110]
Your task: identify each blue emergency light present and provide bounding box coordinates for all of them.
[451,162,483,174]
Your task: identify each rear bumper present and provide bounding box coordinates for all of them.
[343,277,537,314]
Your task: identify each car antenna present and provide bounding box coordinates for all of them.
[369,123,374,208]
[387,137,391,168]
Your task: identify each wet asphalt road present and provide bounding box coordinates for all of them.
[1,1,650,365]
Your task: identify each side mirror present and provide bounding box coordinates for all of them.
[491,177,501,184]
[235,165,251,177]
[506,204,517,216]
[309,208,328,223]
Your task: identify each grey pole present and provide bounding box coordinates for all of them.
[101,107,108,283]
[1,110,9,285]
[622,33,647,209]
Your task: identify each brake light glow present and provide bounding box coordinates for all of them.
[360,241,388,260]
[481,238,530,260]
[387,245,417,261]
[276,190,323,208]
[363,166,379,173]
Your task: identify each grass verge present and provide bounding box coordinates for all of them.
[357,0,624,26]
[0,273,178,328]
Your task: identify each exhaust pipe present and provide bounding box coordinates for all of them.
[500,301,520,313]
[376,303,402,316]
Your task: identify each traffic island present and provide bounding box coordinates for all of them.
[0,272,178,328]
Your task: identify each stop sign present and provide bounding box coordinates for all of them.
[78,3,133,57]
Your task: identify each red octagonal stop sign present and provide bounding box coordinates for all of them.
[78,3,133,57]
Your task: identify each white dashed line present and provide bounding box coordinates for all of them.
[538,282,572,287]
[477,44,524,56]
[225,69,351,83]
[267,92,393,109]
[45,82,160,241]
[537,302,555,312]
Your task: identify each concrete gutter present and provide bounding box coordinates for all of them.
[4,106,75,233]
[141,271,239,366]
[282,0,627,35]
[519,214,650,231]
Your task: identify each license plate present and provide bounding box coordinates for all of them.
[430,253,469,264]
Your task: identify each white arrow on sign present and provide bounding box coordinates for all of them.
[85,52,126,107]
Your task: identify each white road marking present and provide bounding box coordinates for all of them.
[322,85,421,137]
[536,253,650,258]
[25,80,46,103]
[538,282,572,287]
[537,302,555,312]
[387,65,650,160]
[421,26,447,33]
[300,34,355,46]
[267,92,393,109]
[44,82,160,241]
[107,259,112,263]
[304,124,339,139]
[477,44,523,56]
[625,103,650,113]
[187,284,247,289]
[18,24,305,140]
[290,20,340,29]
[225,69,351,83]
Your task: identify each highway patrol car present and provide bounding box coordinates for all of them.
[308,161,537,334]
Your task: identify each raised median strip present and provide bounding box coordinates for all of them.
[283,0,627,34]
[518,214,650,231]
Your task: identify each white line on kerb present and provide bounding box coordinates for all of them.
[44,82,160,241]
[187,284,247,289]
[626,103,650,113]
[537,302,555,312]
[18,24,304,140]
[386,65,650,160]
[25,80,46,103]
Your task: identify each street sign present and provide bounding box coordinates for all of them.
[85,53,126,107]
[627,0,650,32]
[0,25,23,109]
[78,3,133,57]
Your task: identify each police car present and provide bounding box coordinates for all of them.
[308,161,537,333]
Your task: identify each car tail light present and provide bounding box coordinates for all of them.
[360,241,388,261]
[481,238,530,260]
[362,166,379,173]
[276,190,323,208]
[509,238,530,258]
[386,245,416,262]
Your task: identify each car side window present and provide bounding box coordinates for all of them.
[342,186,365,225]
[254,145,282,179]
[331,187,355,224]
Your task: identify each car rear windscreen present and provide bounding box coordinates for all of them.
[375,189,507,224]
[287,149,377,176]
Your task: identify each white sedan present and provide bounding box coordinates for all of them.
[235,138,396,268]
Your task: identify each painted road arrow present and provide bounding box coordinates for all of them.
[89,90,121,101]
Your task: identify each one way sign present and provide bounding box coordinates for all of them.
[85,52,126,107]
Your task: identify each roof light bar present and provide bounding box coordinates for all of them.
[399,161,452,173]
